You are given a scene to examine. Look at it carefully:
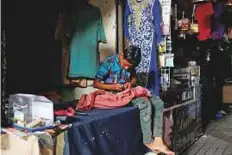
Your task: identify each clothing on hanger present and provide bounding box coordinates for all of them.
[124,0,162,96]
[68,5,106,78]
[195,2,214,41]
[211,2,225,40]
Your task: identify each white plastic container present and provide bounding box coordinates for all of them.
[9,94,54,131]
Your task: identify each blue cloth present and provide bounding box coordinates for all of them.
[124,0,162,43]
[66,107,147,155]
[211,2,225,40]
[95,53,135,84]
[123,0,162,96]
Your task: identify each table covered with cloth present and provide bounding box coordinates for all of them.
[65,107,148,155]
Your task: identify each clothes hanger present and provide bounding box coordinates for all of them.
[86,3,93,8]
[192,0,210,3]
[212,0,224,3]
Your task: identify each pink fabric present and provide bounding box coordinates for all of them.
[77,86,152,111]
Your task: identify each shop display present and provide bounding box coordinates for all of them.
[190,20,199,33]
[190,5,199,34]
[178,12,190,31]
[160,0,172,35]
[161,73,170,85]
[6,0,232,154]
[158,40,167,53]
[159,0,173,92]
[159,53,174,67]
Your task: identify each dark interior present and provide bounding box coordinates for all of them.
[3,0,71,94]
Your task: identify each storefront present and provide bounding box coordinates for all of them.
[2,0,232,155]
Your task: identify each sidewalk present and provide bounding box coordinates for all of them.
[184,113,232,155]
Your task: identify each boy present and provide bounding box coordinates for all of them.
[93,45,175,155]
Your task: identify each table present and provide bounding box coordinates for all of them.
[66,107,147,155]
[62,98,202,155]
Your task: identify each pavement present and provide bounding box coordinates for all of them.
[183,112,232,155]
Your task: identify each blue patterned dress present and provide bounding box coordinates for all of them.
[124,0,162,96]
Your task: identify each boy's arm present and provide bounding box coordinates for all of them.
[130,76,137,87]
[93,80,124,91]
[129,69,137,87]
[123,69,137,89]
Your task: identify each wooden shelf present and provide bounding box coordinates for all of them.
[163,99,198,112]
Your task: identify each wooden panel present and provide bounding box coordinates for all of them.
[117,0,124,52]
[90,0,117,61]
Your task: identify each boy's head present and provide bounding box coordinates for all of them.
[119,45,141,70]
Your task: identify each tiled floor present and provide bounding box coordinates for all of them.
[183,113,232,155]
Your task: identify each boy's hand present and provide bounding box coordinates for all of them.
[114,84,124,91]
[123,82,132,89]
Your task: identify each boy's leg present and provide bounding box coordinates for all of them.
[149,96,175,155]
[131,97,153,144]
[150,96,164,137]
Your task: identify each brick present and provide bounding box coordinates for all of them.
[184,113,232,155]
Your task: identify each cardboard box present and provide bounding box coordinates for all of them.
[1,133,53,155]
[223,84,232,103]
[1,133,40,155]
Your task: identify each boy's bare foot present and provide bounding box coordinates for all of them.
[145,143,160,154]
[152,137,175,155]
[145,137,175,155]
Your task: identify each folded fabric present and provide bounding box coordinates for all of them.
[54,107,75,117]
[77,86,152,111]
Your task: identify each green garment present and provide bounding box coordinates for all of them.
[69,5,106,78]
[130,96,164,144]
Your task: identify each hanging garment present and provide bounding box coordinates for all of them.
[124,0,162,96]
[211,2,225,40]
[69,5,106,78]
[195,2,214,41]
[76,86,152,111]
[222,6,232,26]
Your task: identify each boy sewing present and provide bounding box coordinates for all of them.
[93,45,175,155]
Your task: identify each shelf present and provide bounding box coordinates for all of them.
[163,99,198,112]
